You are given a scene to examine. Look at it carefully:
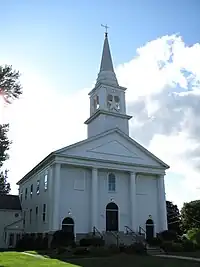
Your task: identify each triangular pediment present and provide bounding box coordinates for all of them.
[55,129,169,169]
[87,140,142,159]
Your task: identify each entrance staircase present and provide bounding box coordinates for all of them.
[89,226,165,255]
[146,245,165,255]
[95,226,146,246]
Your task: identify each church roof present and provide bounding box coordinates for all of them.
[16,127,170,185]
[0,194,21,210]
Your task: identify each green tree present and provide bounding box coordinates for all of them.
[0,124,10,167]
[181,200,200,232]
[166,200,182,234]
[0,65,22,194]
[0,170,10,194]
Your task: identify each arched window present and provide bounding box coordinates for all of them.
[108,173,116,192]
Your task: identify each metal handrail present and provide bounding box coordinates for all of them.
[139,226,146,235]
[110,231,121,247]
[124,226,138,241]
[92,226,103,239]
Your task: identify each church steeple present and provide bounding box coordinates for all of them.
[84,29,132,138]
[100,33,114,72]
[96,31,119,86]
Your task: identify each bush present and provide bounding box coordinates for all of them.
[108,244,120,254]
[15,234,35,251]
[158,230,177,241]
[147,237,161,246]
[161,241,183,252]
[79,237,105,247]
[73,247,90,256]
[182,239,196,252]
[51,230,74,248]
[124,242,146,255]
[89,247,111,257]
[186,228,200,246]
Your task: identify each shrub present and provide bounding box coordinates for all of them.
[89,247,111,257]
[79,237,105,247]
[161,241,185,252]
[186,228,200,246]
[15,234,35,251]
[51,230,74,248]
[73,247,90,256]
[124,242,146,255]
[158,230,177,241]
[108,244,120,254]
[182,239,196,252]
[147,237,161,246]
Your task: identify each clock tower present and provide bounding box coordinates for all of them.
[84,32,132,138]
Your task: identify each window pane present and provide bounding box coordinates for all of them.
[108,173,116,192]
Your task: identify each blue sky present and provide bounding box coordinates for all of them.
[2,0,200,92]
[1,0,200,208]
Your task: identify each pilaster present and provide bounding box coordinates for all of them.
[130,172,137,232]
[157,174,168,231]
[91,168,98,230]
[52,163,61,231]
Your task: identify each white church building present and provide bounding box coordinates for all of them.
[15,31,169,245]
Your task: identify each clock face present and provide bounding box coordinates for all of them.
[107,94,120,112]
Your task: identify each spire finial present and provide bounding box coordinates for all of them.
[101,24,109,37]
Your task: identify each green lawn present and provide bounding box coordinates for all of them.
[0,252,200,267]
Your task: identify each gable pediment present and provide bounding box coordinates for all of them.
[56,129,169,169]
[87,140,142,159]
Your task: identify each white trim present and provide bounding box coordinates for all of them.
[56,156,166,175]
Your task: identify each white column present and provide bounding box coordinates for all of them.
[48,166,53,231]
[130,172,137,232]
[52,163,61,231]
[91,168,98,231]
[157,174,168,231]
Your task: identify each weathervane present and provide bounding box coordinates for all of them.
[101,24,109,37]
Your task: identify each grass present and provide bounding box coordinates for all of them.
[0,252,200,267]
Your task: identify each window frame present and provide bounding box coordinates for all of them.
[30,209,32,224]
[107,172,116,192]
[30,184,33,198]
[44,173,48,191]
[42,204,47,223]
[36,179,40,195]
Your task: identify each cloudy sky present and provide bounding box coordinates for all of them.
[1,0,200,208]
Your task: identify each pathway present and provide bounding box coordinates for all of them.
[22,252,47,259]
[155,254,200,262]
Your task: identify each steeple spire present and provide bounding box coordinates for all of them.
[96,26,118,86]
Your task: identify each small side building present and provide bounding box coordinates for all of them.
[0,194,23,248]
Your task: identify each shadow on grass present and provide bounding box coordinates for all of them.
[26,250,200,267]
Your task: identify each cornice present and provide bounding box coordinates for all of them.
[55,154,166,175]
[84,109,132,124]
[88,82,127,96]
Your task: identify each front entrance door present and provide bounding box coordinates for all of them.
[106,202,119,231]
[62,217,74,234]
[146,219,154,242]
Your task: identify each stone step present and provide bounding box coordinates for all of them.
[147,247,165,255]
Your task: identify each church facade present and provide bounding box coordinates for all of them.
[14,32,169,245]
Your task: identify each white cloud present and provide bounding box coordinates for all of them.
[2,33,200,208]
[116,34,200,207]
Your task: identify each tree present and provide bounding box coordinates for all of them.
[0,65,22,193]
[0,170,10,194]
[0,65,22,102]
[181,200,200,232]
[0,124,10,167]
[166,200,181,234]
